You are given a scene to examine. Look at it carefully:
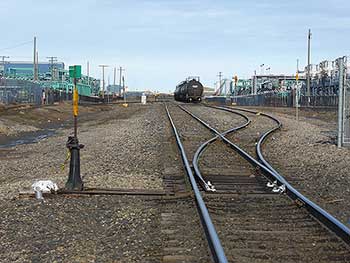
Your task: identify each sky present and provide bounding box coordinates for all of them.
[0,0,349,92]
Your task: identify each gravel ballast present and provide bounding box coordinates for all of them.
[0,102,211,262]
[238,106,350,227]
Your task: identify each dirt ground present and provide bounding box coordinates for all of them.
[0,102,210,262]
[0,102,117,146]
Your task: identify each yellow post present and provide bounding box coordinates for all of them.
[73,79,78,138]
[73,86,79,117]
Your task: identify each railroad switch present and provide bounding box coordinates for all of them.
[65,66,84,191]
[65,136,84,191]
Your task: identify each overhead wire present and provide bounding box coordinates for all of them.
[0,40,33,52]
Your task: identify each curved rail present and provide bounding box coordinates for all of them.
[165,104,228,263]
[192,108,251,192]
[179,105,284,181]
[228,106,350,245]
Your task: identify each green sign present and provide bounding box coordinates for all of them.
[69,65,82,79]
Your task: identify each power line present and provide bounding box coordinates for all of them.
[0,40,33,52]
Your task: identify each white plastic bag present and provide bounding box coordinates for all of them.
[31,180,58,193]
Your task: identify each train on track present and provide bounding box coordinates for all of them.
[174,77,204,102]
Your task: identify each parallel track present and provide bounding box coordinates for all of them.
[165,104,228,263]
[167,102,350,262]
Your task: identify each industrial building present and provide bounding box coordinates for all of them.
[2,61,64,78]
[0,60,100,104]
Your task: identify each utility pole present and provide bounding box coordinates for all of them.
[113,67,116,86]
[33,36,37,80]
[297,58,299,73]
[107,75,110,103]
[123,75,127,105]
[118,66,125,97]
[253,70,257,95]
[296,59,300,122]
[0,56,9,77]
[217,72,223,95]
[36,51,39,80]
[99,65,108,99]
[47,56,58,81]
[306,29,312,100]
[87,61,90,85]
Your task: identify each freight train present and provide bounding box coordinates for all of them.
[174,77,204,102]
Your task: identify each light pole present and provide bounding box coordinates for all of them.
[99,65,108,99]
[260,64,264,75]
[118,66,125,97]
[306,29,312,98]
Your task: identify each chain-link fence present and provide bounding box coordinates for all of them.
[230,56,350,108]
[0,78,72,105]
[231,92,338,108]
[0,78,42,104]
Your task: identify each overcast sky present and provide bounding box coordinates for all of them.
[0,0,349,91]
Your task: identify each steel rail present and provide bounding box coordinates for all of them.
[203,105,288,184]
[192,108,251,192]
[179,105,283,180]
[165,104,228,263]
[224,106,350,245]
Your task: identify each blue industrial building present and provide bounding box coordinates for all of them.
[3,61,64,76]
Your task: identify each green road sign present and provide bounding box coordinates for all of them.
[69,65,82,79]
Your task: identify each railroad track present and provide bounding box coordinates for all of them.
[166,102,350,262]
